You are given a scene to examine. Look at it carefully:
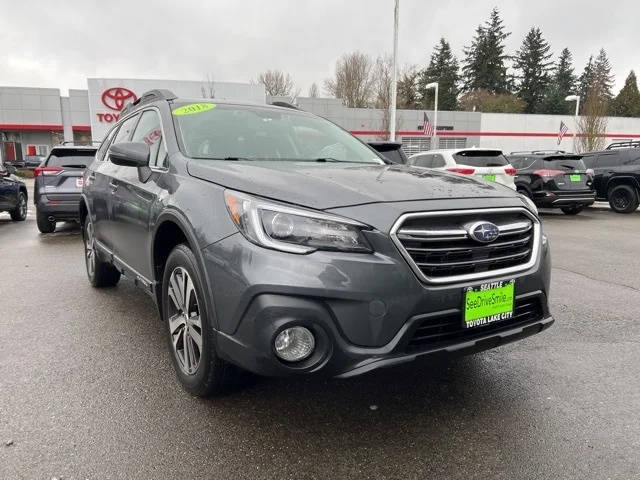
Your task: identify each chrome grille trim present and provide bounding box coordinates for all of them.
[389,207,541,284]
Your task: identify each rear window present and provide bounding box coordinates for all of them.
[543,157,586,170]
[378,149,406,164]
[46,149,96,168]
[453,150,508,167]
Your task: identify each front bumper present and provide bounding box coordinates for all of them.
[202,220,553,378]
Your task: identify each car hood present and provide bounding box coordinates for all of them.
[187,160,517,210]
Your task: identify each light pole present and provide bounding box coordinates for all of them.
[390,0,399,141]
[565,95,580,152]
[425,82,439,148]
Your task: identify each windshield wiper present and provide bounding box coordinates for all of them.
[312,158,377,164]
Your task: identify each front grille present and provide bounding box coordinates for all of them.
[406,296,544,352]
[391,208,539,283]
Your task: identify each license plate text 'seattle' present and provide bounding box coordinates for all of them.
[464,280,515,328]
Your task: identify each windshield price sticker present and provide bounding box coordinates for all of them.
[463,280,515,329]
[172,103,216,116]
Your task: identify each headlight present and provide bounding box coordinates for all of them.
[224,190,372,254]
[518,194,538,216]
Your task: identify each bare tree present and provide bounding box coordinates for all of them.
[370,55,393,139]
[257,70,295,96]
[308,82,319,98]
[201,73,215,98]
[576,83,608,152]
[324,52,375,108]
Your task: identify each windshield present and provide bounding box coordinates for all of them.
[454,150,509,167]
[543,158,587,170]
[46,149,96,168]
[173,102,384,164]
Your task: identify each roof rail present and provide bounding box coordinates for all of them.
[510,149,568,155]
[120,89,178,117]
[605,140,640,150]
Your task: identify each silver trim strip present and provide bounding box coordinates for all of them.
[397,220,531,241]
[389,207,541,284]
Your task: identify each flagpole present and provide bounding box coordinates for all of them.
[432,83,438,149]
[389,0,399,141]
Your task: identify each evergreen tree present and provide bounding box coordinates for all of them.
[578,55,595,103]
[592,48,614,101]
[514,27,553,113]
[609,71,640,117]
[417,38,460,111]
[462,8,511,93]
[538,48,577,114]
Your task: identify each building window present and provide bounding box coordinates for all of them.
[26,144,49,156]
[438,137,467,149]
[401,137,431,155]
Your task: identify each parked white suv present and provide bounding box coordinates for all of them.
[408,148,517,190]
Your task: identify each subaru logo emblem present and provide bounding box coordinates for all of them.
[467,221,500,243]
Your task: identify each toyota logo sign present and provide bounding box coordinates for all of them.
[101,87,137,111]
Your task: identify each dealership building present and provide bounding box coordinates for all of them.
[2,77,640,162]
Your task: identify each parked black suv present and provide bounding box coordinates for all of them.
[34,145,97,232]
[81,90,553,396]
[507,153,595,215]
[367,141,408,164]
[0,160,28,221]
[581,146,640,213]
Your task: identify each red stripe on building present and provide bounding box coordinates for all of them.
[0,124,64,131]
[350,130,640,138]
[72,125,92,132]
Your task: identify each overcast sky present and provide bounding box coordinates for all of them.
[1,0,638,96]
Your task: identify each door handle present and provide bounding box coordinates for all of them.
[88,172,96,181]
[109,181,118,193]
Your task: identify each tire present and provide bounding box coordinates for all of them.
[517,187,532,199]
[83,219,121,287]
[608,184,639,214]
[36,210,56,233]
[561,205,584,215]
[163,244,236,396]
[9,192,27,221]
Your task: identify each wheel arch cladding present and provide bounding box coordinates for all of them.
[151,214,219,329]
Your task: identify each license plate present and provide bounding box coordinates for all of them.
[463,280,515,329]
[569,174,581,182]
[76,178,84,187]
[483,174,496,181]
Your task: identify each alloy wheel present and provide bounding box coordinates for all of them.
[18,195,26,218]
[85,222,95,277]
[167,267,203,375]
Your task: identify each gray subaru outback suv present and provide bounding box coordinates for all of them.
[80,90,553,396]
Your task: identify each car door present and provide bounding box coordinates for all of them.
[593,152,622,198]
[93,114,140,252]
[0,160,13,209]
[110,108,167,281]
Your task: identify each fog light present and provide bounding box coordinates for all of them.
[274,327,315,362]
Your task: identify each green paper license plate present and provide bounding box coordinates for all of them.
[569,174,581,182]
[483,174,496,181]
[463,280,515,329]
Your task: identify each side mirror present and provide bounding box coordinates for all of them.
[109,142,150,168]
[6,165,17,175]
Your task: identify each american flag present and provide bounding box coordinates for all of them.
[423,112,434,136]
[557,121,569,145]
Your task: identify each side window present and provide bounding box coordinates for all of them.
[112,115,140,146]
[411,154,432,168]
[95,126,118,162]
[431,154,446,168]
[131,110,166,167]
[598,153,624,167]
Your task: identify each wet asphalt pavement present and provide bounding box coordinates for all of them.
[1,200,639,479]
